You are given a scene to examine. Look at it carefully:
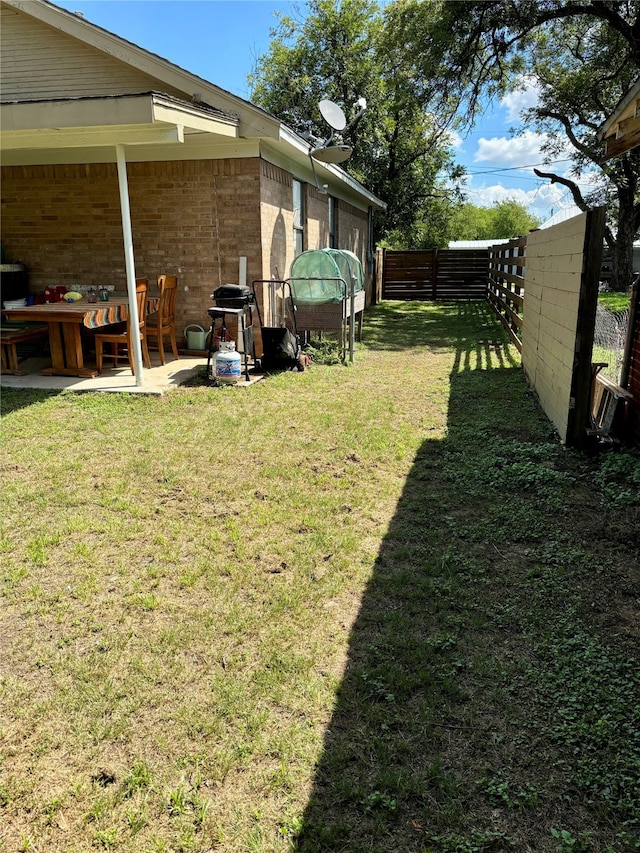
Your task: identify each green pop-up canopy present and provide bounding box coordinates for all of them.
[289,249,364,304]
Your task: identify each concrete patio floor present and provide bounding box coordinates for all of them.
[1,352,264,395]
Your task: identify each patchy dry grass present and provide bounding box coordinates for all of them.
[1,301,639,853]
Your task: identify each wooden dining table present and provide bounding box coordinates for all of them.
[1,296,159,378]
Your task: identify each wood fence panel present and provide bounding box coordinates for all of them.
[382,250,436,300]
[622,281,640,445]
[374,247,385,304]
[487,237,526,351]
[381,248,488,300]
[435,250,489,299]
[521,211,604,447]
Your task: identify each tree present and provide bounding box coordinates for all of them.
[249,0,464,247]
[384,0,640,289]
[491,199,542,239]
[447,204,493,241]
[448,200,541,241]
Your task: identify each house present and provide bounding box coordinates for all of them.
[598,76,640,161]
[0,0,385,345]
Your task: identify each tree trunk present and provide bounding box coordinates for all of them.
[611,189,637,291]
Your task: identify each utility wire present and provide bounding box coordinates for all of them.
[463,158,574,176]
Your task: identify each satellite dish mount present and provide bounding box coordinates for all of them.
[306,97,367,189]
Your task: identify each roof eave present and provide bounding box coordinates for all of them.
[2,0,281,140]
[0,92,239,152]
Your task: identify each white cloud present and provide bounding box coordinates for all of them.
[454,76,600,222]
[462,177,572,222]
[445,128,463,150]
[474,130,547,167]
[500,75,541,122]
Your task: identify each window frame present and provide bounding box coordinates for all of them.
[293,179,305,257]
[328,196,337,248]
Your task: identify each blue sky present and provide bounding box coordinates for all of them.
[54,0,577,222]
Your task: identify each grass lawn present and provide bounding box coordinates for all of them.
[598,291,631,314]
[2,300,639,853]
[593,292,632,382]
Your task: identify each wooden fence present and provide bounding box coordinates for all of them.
[486,237,526,352]
[621,281,640,444]
[378,248,488,301]
[376,231,639,446]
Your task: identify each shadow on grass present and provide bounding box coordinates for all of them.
[362,300,519,368]
[0,387,61,416]
[295,302,639,852]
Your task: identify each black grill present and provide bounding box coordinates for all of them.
[212,284,253,308]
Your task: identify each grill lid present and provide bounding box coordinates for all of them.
[212,284,252,302]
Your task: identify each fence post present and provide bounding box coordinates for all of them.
[374,247,384,304]
[567,206,606,448]
[621,279,639,389]
[431,248,438,299]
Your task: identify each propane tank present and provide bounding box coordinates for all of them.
[215,341,241,384]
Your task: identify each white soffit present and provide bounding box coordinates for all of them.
[0,93,238,153]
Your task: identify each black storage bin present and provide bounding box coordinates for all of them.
[260,327,299,370]
[0,264,29,305]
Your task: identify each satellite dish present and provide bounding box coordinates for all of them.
[311,145,353,164]
[319,99,347,132]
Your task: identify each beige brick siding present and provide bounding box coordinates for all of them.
[306,185,329,250]
[259,161,292,280]
[337,200,367,269]
[1,159,263,338]
[258,168,370,280]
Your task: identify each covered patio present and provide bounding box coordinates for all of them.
[1,91,239,387]
[0,350,208,394]
[1,0,383,396]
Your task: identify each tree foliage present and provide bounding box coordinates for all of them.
[249,0,464,247]
[448,200,542,241]
[384,0,640,288]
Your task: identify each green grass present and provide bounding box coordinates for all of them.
[2,301,639,853]
[594,292,632,380]
[598,291,631,314]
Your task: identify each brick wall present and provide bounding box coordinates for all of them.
[259,161,292,280]
[1,159,263,338]
[1,157,374,351]
[306,185,329,250]
[257,166,370,281]
[337,200,367,266]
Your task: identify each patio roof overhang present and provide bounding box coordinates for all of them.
[598,78,640,162]
[0,91,239,158]
[0,91,239,386]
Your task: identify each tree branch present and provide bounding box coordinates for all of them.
[533,168,589,210]
[523,3,635,56]
[534,108,596,157]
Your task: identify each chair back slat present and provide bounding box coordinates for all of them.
[135,279,148,330]
[94,277,151,374]
[157,275,178,321]
[146,274,179,364]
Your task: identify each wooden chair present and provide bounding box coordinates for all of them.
[95,278,151,374]
[146,274,179,364]
[1,324,49,375]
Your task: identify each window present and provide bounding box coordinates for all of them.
[293,179,304,257]
[328,196,337,248]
